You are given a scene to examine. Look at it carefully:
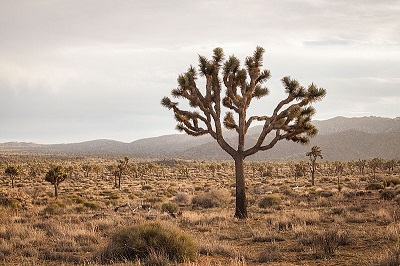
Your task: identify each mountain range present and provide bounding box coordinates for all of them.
[1,116,400,161]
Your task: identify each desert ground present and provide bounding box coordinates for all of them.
[0,153,399,265]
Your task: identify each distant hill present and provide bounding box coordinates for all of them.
[1,116,399,161]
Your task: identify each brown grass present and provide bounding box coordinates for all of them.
[0,153,399,265]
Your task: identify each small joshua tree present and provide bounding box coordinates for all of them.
[357,159,367,175]
[116,157,129,189]
[162,46,326,218]
[368,157,383,179]
[45,165,68,199]
[5,165,21,188]
[306,146,323,186]
[81,164,92,178]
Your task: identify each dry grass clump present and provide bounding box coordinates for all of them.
[265,210,321,231]
[258,194,282,209]
[296,227,350,258]
[380,189,396,200]
[257,243,282,263]
[173,192,191,206]
[366,183,384,190]
[384,177,400,187]
[251,228,285,243]
[192,188,230,209]
[372,246,400,266]
[161,202,180,216]
[384,223,400,242]
[100,221,197,263]
[181,210,229,230]
[198,239,238,257]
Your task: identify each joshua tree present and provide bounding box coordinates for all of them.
[356,159,367,175]
[306,146,323,186]
[116,157,129,189]
[384,159,397,173]
[45,165,68,199]
[294,161,308,181]
[162,46,326,219]
[5,165,21,188]
[81,164,92,178]
[368,157,383,179]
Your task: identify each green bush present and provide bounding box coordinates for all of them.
[101,222,197,263]
[258,194,282,209]
[192,189,230,208]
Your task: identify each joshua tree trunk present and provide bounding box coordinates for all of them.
[54,183,58,199]
[234,155,247,219]
[311,161,316,186]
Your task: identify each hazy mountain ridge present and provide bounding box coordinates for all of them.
[1,116,399,160]
[312,116,400,135]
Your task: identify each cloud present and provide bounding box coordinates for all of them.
[304,39,351,47]
[0,1,399,143]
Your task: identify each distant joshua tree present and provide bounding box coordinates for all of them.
[5,165,21,188]
[45,165,68,199]
[116,157,129,189]
[162,46,326,219]
[306,146,323,186]
[368,158,383,179]
[384,159,396,173]
[357,159,367,175]
[81,164,93,178]
[294,161,308,181]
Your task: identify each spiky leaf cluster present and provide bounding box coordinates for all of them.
[306,146,323,162]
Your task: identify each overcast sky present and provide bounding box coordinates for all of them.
[1,0,399,144]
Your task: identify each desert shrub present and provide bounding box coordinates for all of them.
[366,183,384,190]
[251,229,285,243]
[198,240,237,257]
[101,222,197,263]
[83,201,101,210]
[395,195,400,205]
[173,192,191,206]
[312,229,349,257]
[372,246,400,266]
[258,194,282,209]
[41,201,66,215]
[380,190,396,200]
[385,178,400,187]
[71,194,84,204]
[161,202,179,214]
[319,190,334,198]
[331,207,346,215]
[142,185,153,190]
[258,244,282,263]
[192,189,230,209]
